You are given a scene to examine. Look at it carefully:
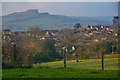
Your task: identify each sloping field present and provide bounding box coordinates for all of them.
[2,57,119,78]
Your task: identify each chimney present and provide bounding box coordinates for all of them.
[118,1,120,25]
[118,1,120,17]
[113,2,120,26]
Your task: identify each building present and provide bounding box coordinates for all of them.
[118,1,120,18]
[118,1,120,25]
[2,29,13,35]
[113,1,120,26]
[113,16,119,26]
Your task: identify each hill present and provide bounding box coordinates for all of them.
[2,9,113,30]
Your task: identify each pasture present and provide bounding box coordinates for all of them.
[2,54,119,78]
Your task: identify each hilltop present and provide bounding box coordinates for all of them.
[2,9,113,30]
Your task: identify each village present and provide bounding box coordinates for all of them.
[3,16,119,42]
[2,16,119,60]
[2,16,119,49]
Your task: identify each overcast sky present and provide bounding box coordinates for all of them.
[2,0,119,2]
[2,2,118,17]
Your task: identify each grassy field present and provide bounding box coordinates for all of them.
[2,54,120,78]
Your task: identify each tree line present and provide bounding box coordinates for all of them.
[2,27,60,68]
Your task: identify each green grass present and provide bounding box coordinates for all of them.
[2,57,119,78]
[2,67,118,78]
[36,58,119,70]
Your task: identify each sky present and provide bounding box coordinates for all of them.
[1,0,120,2]
[1,2,118,17]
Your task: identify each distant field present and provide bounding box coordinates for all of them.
[36,58,119,70]
[2,54,119,78]
[35,54,119,70]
